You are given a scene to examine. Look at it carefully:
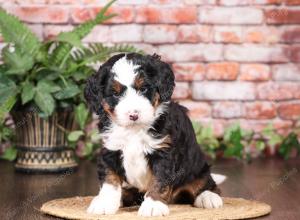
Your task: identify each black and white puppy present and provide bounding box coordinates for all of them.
[84,53,225,217]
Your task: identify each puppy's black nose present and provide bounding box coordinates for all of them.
[129,114,139,121]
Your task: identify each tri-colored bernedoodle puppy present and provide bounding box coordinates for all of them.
[84,53,226,217]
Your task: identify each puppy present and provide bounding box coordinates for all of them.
[84,53,225,217]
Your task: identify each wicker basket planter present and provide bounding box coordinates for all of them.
[12,110,78,173]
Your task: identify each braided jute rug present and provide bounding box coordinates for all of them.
[40,196,271,220]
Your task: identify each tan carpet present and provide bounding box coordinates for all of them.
[40,196,271,220]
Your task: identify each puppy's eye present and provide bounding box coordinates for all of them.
[140,87,148,94]
[112,91,120,98]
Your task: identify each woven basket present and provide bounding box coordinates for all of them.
[12,109,78,173]
[40,196,271,220]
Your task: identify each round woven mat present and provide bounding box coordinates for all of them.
[40,196,271,220]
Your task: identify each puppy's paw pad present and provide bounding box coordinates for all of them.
[194,190,223,209]
[87,195,119,215]
[138,197,169,217]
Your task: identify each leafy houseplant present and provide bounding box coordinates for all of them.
[0,0,141,172]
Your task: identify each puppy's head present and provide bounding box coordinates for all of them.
[84,53,175,127]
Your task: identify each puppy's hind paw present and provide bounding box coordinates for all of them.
[138,197,169,217]
[194,190,223,209]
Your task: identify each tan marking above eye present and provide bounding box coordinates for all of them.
[134,76,145,89]
[112,80,122,94]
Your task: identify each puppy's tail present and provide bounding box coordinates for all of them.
[211,173,227,185]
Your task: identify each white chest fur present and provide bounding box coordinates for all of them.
[102,124,165,191]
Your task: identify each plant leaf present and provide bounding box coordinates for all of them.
[34,89,55,117]
[0,146,17,161]
[49,0,117,68]
[0,8,41,56]
[0,75,17,105]
[0,95,16,124]
[56,32,83,48]
[21,81,35,104]
[68,130,84,142]
[2,46,34,75]
[278,132,300,159]
[37,80,61,93]
[54,84,80,100]
[75,103,89,130]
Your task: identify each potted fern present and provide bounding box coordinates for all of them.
[0,0,140,172]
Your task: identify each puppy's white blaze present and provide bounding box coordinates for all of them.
[87,183,121,215]
[194,190,223,209]
[115,88,155,127]
[101,103,168,191]
[112,56,139,87]
[138,197,170,217]
[211,173,227,185]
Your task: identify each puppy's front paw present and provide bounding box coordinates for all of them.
[138,197,169,217]
[87,183,121,215]
[87,195,120,215]
[194,190,223,209]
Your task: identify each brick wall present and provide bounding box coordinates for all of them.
[1,0,300,136]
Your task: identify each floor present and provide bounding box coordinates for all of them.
[0,158,299,220]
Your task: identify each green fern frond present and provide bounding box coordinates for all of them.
[71,0,117,39]
[0,8,41,56]
[72,43,143,65]
[49,0,117,68]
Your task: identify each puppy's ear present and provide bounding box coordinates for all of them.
[84,67,109,115]
[84,53,126,115]
[155,59,175,102]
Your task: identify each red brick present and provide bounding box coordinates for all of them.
[46,0,78,4]
[240,119,292,133]
[206,62,239,81]
[179,100,211,118]
[172,63,205,81]
[3,6,69,23]
[178,25,212,43]
[192,82,255,100]
[136,6,197,24]
[83,26,110,42]
[289,45,300,62]
[285,0,300,5]
[14,0,47,3]
[28,24,43,40]
[199,7,263,24]
[244,102,277,119]
[158,44,223,62]
[71,6,134,24]
[131,43,157,54]
[273,64,300,81]
[196,118,227,136]
[212,102,242,118]
[214,26,242,43]
[278,102,300,120]
[111,25,142,43]
[172,82,191,99]
[265,9,300,24]
[143,25,177,43]
[219,0,250,5]
[244,26,280,43]
[280,26,300,43]
[118,0,149,4]
[184,0,216,4]
[251,0,282,4]
[224,44,289,63]
[240,64,271,81]
[256,82,300,101]
[151,0,179,4]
